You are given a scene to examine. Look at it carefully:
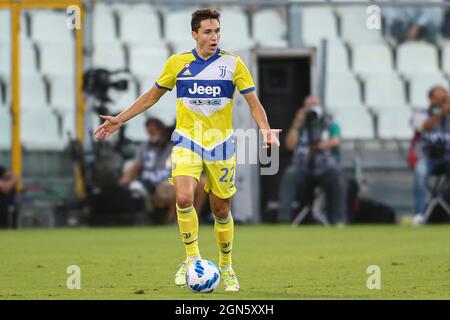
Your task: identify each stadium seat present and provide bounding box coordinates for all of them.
[92,42,126,70]
[409,74,448,110]
[139,76,177,126]
[165,8,197,53]
[324,40,350,74]
[0,10,10,44]
[21,109,64,150]
[364,74,408,111]
[336,6,384,46]
[124,112,148,142]
[0,106,11,150]
[21,37,39,76]
[107,77,139,114]
[39,43,75,77]
[441,43,450,78]
[119,8,164,48]
[331,107,374,139]
[300,7,338,47]
[128,47,168,78]
[325,73,362,110]
[61,111,76,142]
[21,74,48,110]
[352,43,395,79]
[146,91,177,127]
[219,8,254,51]
[93,6,118,45]
[397,42,440,80]
[0,43,11,80]
[377,108,413,139]
[253,8,288,48]
[29,10,73,44]
[48,75,76,112]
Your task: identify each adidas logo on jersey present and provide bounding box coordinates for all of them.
[188,82,221,97]
[183,69,191,76]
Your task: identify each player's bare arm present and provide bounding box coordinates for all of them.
[243,90,281,148]
[94,85,167,141]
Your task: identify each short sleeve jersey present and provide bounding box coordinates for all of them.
[155,48,255,154]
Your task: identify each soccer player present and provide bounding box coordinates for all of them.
[94,8,280,292]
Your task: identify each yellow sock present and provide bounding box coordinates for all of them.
[214,212,234,268]
[176,204,200,260]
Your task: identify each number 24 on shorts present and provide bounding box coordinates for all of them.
[219,166,235,183]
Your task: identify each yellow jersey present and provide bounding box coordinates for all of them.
[155,48,255,161]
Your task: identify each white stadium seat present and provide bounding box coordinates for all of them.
[325,73,362,110]
[441,43,450,77]
[48,75,76,112]
[120,9,164,48]
[61,111,76,142]
[93,8,118,45]
[0,44,11,80]
[30,10,73,44]
[365,75,408,111]
[140,77,177,126]
[409,74,448,110]
[219,8,254,51]
[92,43,126,70]
[377,108,413,139]
[0,10,10,44]
[301,7,338,47]
[124,112,148,142]
[324,40,350,74]
[146,91,177,127]
[39,43,75,77]
[331,107,374,139]
[165,8,197,53]
[353,43,395,79]
[0,106,12,150]
[21,74,48,110]
[21,109,64,150]
[397,42,440,80]
[128,47,169,78]
[107,78,139,114]
[253,8,288,48]
[337,6,384,46]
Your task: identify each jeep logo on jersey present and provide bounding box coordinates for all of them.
[188,83,221,97]
[189,99,221,106]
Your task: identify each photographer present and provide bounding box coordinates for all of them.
[411,86,450,226]
[0,165,18,229]
[278,96,346,225]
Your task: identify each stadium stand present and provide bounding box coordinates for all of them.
[301,6,338,47]
[352,43,395,79]
[397,41,441,80]
[252,8,288,48]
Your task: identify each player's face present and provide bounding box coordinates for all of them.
[192,19,220,56]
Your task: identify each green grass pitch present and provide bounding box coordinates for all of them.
[0,225,449,299]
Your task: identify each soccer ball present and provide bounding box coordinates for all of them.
[185,259,221,293]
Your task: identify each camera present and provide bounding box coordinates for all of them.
[83,68,129,114]
[304,105,323,125]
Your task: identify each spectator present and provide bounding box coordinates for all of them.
[410,86,450,226]
[384,0,443,45]
[0,165,18,229]
[119,118,207,224]
[277,96,346,225]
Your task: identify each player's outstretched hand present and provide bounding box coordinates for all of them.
[94,115,122,141]
[262,129,282,149]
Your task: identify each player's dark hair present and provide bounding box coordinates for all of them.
[191,8,220,32]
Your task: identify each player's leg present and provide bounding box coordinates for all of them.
[209,192,239,291]
[204,156,240,291]
[170,147,203,286]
